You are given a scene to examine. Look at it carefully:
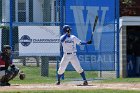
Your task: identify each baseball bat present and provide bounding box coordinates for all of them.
[90,16,98,41]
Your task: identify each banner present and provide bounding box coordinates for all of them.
[18,26,60,56]
[65,0,119,71]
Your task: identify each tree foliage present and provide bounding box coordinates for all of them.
[120,0,138,16]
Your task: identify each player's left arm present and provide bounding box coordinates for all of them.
[74,36,92,45]
[80,40,92,45]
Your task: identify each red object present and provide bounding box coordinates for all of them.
[0,58,5,67]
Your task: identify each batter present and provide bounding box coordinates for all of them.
[56,25,92,85]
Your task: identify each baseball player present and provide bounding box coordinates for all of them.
[0,45,19,86]
[56,25,92,85]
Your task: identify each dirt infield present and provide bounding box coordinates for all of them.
[0,82,140,91]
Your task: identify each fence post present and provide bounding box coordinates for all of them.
[41,56,49,76]
[9,0,13,47]
[116,0,120,78]
[43,0,51,23]
[22,57,26,66]
[35,56,40,67]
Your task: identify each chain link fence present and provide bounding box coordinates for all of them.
[63,0,120,79]
[0,0,61,77]
[0,0,120,81]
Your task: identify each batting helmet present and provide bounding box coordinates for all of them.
[62,25,72,33]
[2,45,12,57]
[2,45,11,52]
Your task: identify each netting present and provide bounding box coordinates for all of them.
[0,0,119,81]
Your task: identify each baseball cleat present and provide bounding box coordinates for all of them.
[56,81,60,85]
[0,82,11,86]
[83,80,88,86]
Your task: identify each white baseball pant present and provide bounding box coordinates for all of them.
[58,53,83,75]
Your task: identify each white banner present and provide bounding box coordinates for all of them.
[18,26,60,56]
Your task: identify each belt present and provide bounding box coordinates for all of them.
[67,53,72,55]
[65,52,76,55]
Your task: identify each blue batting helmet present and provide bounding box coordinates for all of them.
[62,25,72,33]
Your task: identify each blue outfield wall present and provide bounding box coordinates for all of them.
[63,0,119,71]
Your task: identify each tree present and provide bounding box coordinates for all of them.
[120,0,136,16]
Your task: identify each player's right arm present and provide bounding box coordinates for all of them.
[60,33,68,43]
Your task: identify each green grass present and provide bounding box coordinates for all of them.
[9,65,140,84]
[101,78,140,83]
[0,89,140,93]
[10,65,97,84]
[10,66,56,84]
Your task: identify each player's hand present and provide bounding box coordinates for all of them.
[87,40,92,44]
[66,32,70,37]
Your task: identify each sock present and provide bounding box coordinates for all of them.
[57,74,61,82]
[80,71,87,81]
[57,73,64,82]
